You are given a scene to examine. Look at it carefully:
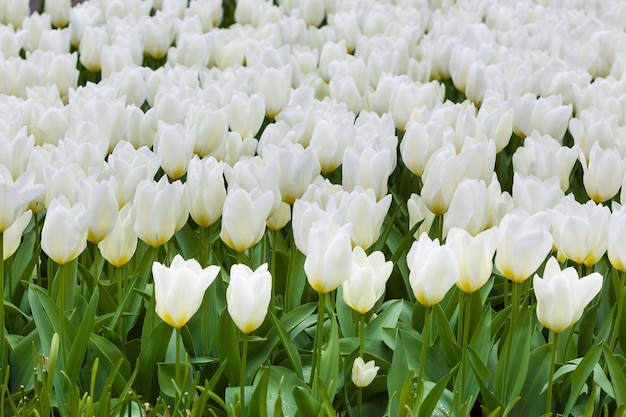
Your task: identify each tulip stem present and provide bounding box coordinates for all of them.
[0,232,5,376]
[175,328,181,392]
[359,313,365,359]
[546,332,559,415]
[609,270,626,352]
[310,292,326,394]
[240,332,248,417]
[416,306,431,414]
[357,387,363,417]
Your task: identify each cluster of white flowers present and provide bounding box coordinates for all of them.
[1,0,626,335]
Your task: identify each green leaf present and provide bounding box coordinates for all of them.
[217,311,241,386]
[364,300,405,340]
[603,346,626,406]
[88,333,131,394]
[419,365,457,417]
[319,305,340,403]
[467,346,503,414]
[432,303,460,368]
[563,344,602,415]
[509,343,551,417]
[268,309,303,378]
[66,287,99,384]
[292,386,322,417]
[135,321,173,400]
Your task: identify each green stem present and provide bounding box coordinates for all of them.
[359,313,365,359]
[432,215,443,242]
[240,332,248,417]
[357,387,363,417]
[270,230,277,314]
[547,332,559,415]
[503,281,520,402]
[116,265,124,340]
[460,292,472,409]
[0,232,5,376]
[175,327,181,391]
[58,261,69,365]
[609,270,626,352]
[285,230,296,312]
[310,292,326,390]
[416,305,431,414]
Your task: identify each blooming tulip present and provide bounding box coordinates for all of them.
[41,196,89,265]
[343,189,391,250]
[153,255,220,329]
[580,142,624,203]
[511,174,563,215]
[226,263,272,334]
[352,357,379,388]
[304,221,353,294]
[342,247,392,314]
[187,156,226,228]
[407,233,459,307]
[443,178,488,238]
[533,257,602,333]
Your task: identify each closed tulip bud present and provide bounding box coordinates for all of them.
[227,92,265,138]
[407,233,459,307]
[352,357,379,388]
[342,147,393,201]
[140,13,175,60]
[443,178,488,238]
[3,210,31,260]
[220,187,274,252]
[79,26,109,72]
[79,179,119,244]
[342,247,392,314]
[514,93,571,141]
[550,199,609,267]
[45,0,70,27]
[447,227,498,294]
[227,263,272,334]
[581,142,624,203]
[421,144,465,216]
[534,257,602,333]
[153,121,195,180]
[495,210,553,283]
[400,121,449,177]
[98,204,137,267]
[255,65,292,118]
[512,174,563,215]
[343,189,391,250]
[153,255,220,329]
[41,196,89,265]
[187,156,226,228]
[132,177,186,248]
[267,201,291,231]
[0,128,32,182]
[108,142,160,207]
[305,221,353,294]
[191,106,228,157]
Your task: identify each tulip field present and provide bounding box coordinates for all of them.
[3,0,626,416]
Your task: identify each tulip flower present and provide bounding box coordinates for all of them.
[352,357,379,388]
[226,263,272,334]
[494,210,553,283]
[0,169,43,232]
[511,174,563,215]
[41,196,89,265]
[343,189,391,250]
[79,179,118,244]
[187,156,226,228]
[580,142,624,203]
[550,199,609,267]
[304,221,353,294]
[132,177,187,248]
[443,178,488,238]
[152,255,220,329]
[342,147,393,201]
[407,233,459,307]
[220,187,274,252]
[3,211,31,261]
[609,205,626,272]
[153,121,196,180]
[534,257,602,333]
[342,247,392,314]
[420,144,465,216]
[447,227,498,294]
[98,204,137,268]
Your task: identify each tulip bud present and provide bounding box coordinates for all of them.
[41,196,89,265]
[447,227,498,294]
[495,210,553,283]
[533,257,602,333]
[352,357,379,388]
[342,247,392,314]
[79,26,109,73]
[342,147,393,201]
[304,221,353,294]
[98,203,137,268]
[511,174,563,215]
[227,263,272,334]
[580,142,624,203]
[609,205,626,271]
[3,211,31,260]
[45,0,70,27]
[220,187,273,252]
[407,233,459,307]
[443,178,488,238]
[343,189,391,250]
[153,255,220,329]
[187,156,226,228]
[153,121,195,180]
[0,169,43,232]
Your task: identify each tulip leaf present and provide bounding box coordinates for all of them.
[268,309,303,379]
[563,343,602,415]
[292,385,322,417]
[602,346,626,406]
[89,333,131,393]
[510,343,551,417]
[174,223,201,259]
[467,346,503,414]
[319,305,340,403]
[432,303,460,368]
[66,287,99,384]
[248,366,269,417]
[364,299,405,340]
[418,364,456,417]
[135,321,173,400]
[217,311,241,385]
[335,286,356,338]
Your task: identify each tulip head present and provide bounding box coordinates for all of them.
[41,196,89,265]
[447,227,498,294]
[352,357,379,388]
[304,221,353,294]
[407,233,459,307]
[153,255,220,329]
[226,263,272,334]
[533,257,602,333]
[342,247,392,314]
